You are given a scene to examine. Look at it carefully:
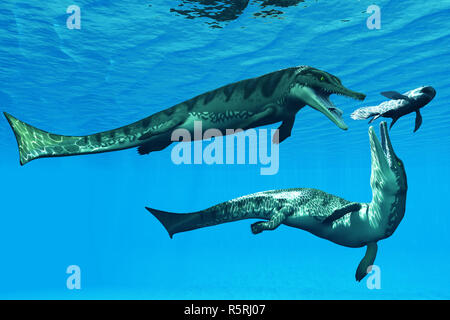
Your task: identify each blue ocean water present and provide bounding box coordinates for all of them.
[0,0,449,299]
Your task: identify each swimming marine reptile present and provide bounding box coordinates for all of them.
[351,86,436,132]
[4,66,365,165]
[147,122,407,281]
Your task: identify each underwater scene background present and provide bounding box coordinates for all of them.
[0,0,449,299]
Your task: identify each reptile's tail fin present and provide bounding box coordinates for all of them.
[146,207,210,238]
[351,106,380,121]
[3,112,71,165]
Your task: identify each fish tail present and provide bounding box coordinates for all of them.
[351,106,380,120]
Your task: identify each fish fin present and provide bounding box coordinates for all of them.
[273,116,295,144]
[355,242,378,282]
[322,202,362,224]
[414,110,422,132]
[389,117,399,130]
[368,114,381,124]
[381,91,412,102]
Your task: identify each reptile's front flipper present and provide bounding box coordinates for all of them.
[273,116,295,144]
[322,202,362,224]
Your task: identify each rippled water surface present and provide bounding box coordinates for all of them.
[0,0,449,299]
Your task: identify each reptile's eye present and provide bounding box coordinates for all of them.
[398,161,402,166]
[320,76,324,81]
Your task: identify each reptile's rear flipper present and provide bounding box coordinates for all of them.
[251,205,294,234]
[322,202,362,224]
[138,138,173,155]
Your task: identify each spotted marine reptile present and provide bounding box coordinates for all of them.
[147,122,407,281]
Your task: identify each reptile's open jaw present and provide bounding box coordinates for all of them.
[293,85,364,130]
[370,121,400,169]
[369,122,390,173]
[309,87,348,130]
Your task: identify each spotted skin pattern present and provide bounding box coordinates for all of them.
[147,122,407,281]
[150,188,356,243]
[4,66,365,165]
